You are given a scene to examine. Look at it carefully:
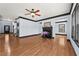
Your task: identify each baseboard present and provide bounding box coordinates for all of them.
[0,32,13,34]
[67,39,70,41]
[67,39,77,56]
[0,33,5,34]
[19,33,41,38]
[52,37,54,39]
[56,33,67,36]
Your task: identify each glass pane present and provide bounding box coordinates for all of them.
[76,4,79,43]
[72,9,76,40]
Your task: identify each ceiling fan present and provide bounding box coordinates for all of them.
[25,9,41,18]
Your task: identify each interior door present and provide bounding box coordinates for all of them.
[4,25,10,33]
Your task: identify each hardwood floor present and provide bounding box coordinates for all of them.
[0,34,76,56]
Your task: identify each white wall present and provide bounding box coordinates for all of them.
[41,15,70,39]
[18,18,41,37]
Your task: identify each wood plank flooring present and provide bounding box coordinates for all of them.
[0,34,76,56]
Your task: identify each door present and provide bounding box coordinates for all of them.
[4,25,10,33]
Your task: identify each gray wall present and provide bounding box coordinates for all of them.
[17,18,42,37]
[17,15,70,38]
[0,21,2,33]
[0,19,13,33]
[41,15,70,39]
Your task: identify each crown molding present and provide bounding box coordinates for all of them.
[69,3,74,14]
[15,16,37,22]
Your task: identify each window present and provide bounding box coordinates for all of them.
[59,24,65,33]
[72,3,79,47]
[72,6,76,41]
[75,4,79,46]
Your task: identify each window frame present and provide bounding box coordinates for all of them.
[71,3,79,47]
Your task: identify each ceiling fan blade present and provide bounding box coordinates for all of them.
[36,10,40,12]
[35,13,41,16]
[25,13,31,15]
[25,9,31,12]
[35,10,40,13]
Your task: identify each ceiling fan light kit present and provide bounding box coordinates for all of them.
[31,13,35,17]
[25,9,41,18]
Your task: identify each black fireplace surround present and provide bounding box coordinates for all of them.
[42,27,52,38]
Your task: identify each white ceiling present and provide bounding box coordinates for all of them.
[0,3,72,20]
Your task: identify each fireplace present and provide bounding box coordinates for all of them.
[42,27,52,38]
